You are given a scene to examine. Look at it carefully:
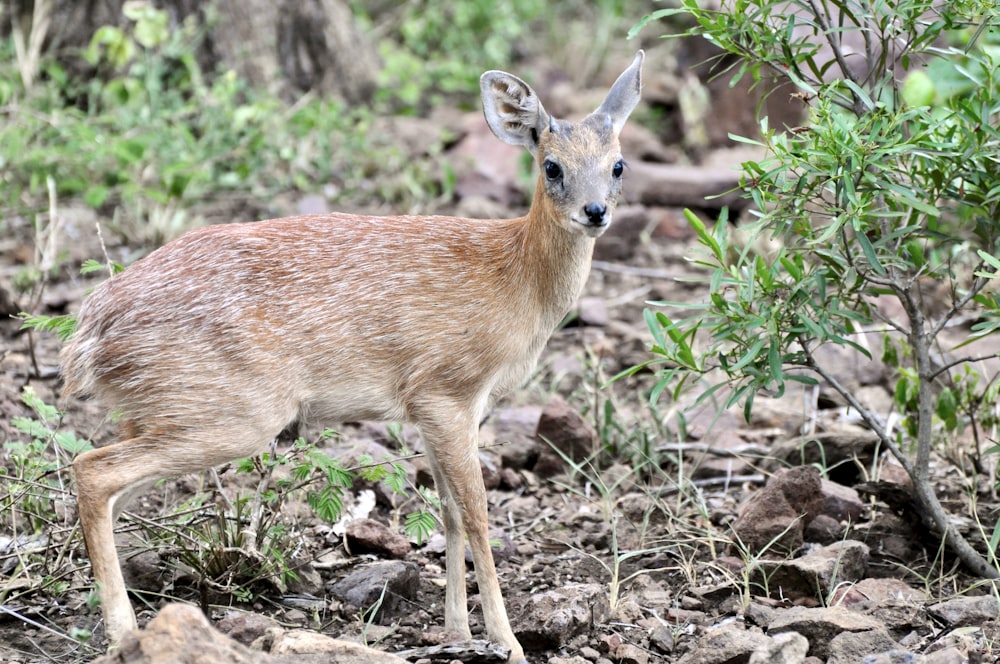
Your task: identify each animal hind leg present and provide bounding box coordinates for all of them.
[74,421,282,646]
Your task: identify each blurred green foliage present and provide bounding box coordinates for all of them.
[370,0,544,113]
[0,5,457,243]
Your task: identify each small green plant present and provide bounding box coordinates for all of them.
[3,387,92,534]
[164,429,436,599]
[543,438,685,612]
[632,1,1000,577]
[0,387,93,636]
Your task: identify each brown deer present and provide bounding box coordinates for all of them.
[61,51,644,663]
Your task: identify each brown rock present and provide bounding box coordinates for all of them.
[649,206,695,240]
[216,610,281,646]
[731,466,823,555]
[92,603,259,664]
[447,113,526,208]
[91,603,407,663]
[803,514,844,544]
[818,479,865,523]
[479,452,502,490]
[344,518,410,559]
[534,395,597,477]
[614,642,649,664]
[121,549,166,594]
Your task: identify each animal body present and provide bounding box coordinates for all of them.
[61,51,644,663]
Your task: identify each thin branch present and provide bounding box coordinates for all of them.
[929,273,991,339]
[802,344,914,476]
[807,0,864,111]
[928,352,1000,383]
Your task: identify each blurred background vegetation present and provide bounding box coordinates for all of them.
[0,0,657,248]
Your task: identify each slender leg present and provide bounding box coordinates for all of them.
[74,443,145,644]
[425,461,472,638]
[73,423,280,647]
[421,415,526,664]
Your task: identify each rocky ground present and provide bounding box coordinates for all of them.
[2,51,1000,664]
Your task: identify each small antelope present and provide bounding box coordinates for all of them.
[61,51,643,663]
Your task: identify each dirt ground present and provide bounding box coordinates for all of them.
[2,106,1000,664]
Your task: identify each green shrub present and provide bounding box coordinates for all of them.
[633,1,1000,576]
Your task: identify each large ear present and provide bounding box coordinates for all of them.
[480,70,550,154]
[592,50,644,135]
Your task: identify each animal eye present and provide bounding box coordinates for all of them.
[544,160,563,181]
[612,159,625,178]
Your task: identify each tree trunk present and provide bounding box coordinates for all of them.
[5,0,379,103]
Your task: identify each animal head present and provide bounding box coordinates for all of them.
[480,51,644,237]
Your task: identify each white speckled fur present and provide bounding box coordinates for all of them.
[62,52,644,664]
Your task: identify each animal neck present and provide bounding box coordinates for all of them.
[511,176,596,320]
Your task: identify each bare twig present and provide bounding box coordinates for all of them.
[591,260,685,281]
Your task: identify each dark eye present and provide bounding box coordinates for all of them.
[544,160,562,181]
[612,159,625,178]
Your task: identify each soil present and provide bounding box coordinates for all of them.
[2,119,1000,664]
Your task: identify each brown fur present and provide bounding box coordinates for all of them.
[61,52,644,664]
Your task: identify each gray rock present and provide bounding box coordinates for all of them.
[749,631,809,664]
[831,577,927,608]
[860,650,924,664]
[827,628,902,664]
[285,561,324,596]
[769,606,884,659]
[510,583,610,649]
[328,560,419,622]
[676,621,770,664]
[626,161,746,211]
[927,594,999,626]
[756,540,869,601]
[593,205,649,262]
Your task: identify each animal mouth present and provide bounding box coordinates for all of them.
[572,216,610,237]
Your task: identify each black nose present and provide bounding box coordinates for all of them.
[584,202,607,225]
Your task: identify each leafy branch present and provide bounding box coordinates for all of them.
[634,1,1000,576]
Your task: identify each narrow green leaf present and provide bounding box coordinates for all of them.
[684,208,723,261]
[855,232,886,275]
[730,336,767,372]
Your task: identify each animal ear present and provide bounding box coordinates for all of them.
[480,70,550,154]
[591,50,644,136]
